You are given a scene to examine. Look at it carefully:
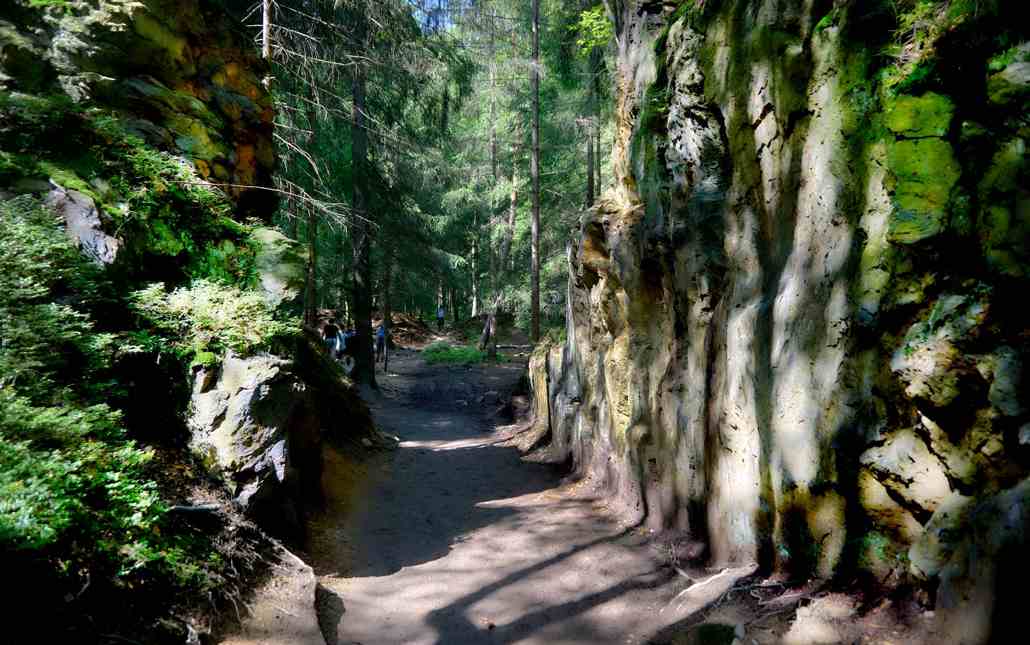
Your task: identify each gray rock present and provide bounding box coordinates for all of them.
[985,346,1025,417]
[860,429,952,516]
[890,294,988,408]
[908,491,974,580]
[44,184,121,265]
[188,353,320,539]
[988,60,1030,105]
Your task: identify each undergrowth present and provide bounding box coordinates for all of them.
[0,197,228,633]
[423,341,507,365]
[131,280,298,367]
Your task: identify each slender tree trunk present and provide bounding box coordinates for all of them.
[261,0,271,60]
[382,249,393,373]
[592,47,603,193]
[349,21,375,387]
[304,206,317,327]
[480,144,520,356]
[586,120,595,208]
[471,211,480,318]
[530,0,541,343]
[441,84,450,133]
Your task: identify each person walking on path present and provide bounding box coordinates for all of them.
[436,305,446,331]
[375,322,387,364]
[322,318,341,356]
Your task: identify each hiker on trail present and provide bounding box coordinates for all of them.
[437,305,445,331]
[322,318,341,356]
[375,323,387,363]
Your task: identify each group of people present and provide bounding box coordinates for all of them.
[321,318,389,370]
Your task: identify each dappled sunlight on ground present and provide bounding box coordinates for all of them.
[307,350,730,645]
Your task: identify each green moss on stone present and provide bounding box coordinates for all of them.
[885,92,954,138]
[886,138,961,244]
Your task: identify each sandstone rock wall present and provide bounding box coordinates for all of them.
[531,0,1030,618]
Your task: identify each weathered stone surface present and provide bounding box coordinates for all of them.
[1,0,276,219]
[858,469,923,543]
[861,429,952,517]
[527,0,1029,616]
[44,184,121,265]
[932,479,1030,644]
[988,60,1030,105]
[189,353,321,538]
[885,93,954,138]
[908,491,974,580]
[890,294,988,408]
[978,138,1029,278]
[886,138,961,244]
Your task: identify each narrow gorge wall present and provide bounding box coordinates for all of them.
[531,0,1028,636]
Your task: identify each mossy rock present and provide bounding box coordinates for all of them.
[885,92,954,138]
[988,61,1030,106]
[886,138,961,244]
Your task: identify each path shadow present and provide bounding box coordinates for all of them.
[309,354,563,578]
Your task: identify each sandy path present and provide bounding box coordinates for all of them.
[308,350,743,645]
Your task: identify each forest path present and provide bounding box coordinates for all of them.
[305,349,739,645]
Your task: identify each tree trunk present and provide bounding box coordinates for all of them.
[530,0,541,343]
[592,47,602,194]
[471,211,480,318]
[349,21,375,387]
[586,119,595,208]
[261,0,271,60]
[441,84,450,134]
[480,144,520,356]
[304,206,317,327]
[382,249,393,374]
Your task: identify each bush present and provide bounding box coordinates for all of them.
[0,196,222,605]
[0,196,113,402]
[422,341,488,365]
[131,279,298,365]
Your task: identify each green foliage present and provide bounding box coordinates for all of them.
[422,341,492,365]
[572,4,613,56]
[0,196,112,401]
[131,280,298,364]
[0,195,221,601]
[0,95,251,285]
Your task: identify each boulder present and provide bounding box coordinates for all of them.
[891,294,988,408]
[189,353,321,540]
[932,479,1030,644]
[45,184,121,265]
[908,491,974,580]
[886,138,961,244]
[980,346,1026,417]
[858,469,923,543]
[988,60,1030,106]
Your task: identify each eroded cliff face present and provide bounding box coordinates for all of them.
[531,0,1028,634]
[1,0,276,216]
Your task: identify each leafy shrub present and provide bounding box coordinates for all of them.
[422,341,488,365]
[0,196,221,604]
[0,196,114,402]
[131,280,297,364]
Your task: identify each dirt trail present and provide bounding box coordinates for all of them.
[305,349,741,645]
